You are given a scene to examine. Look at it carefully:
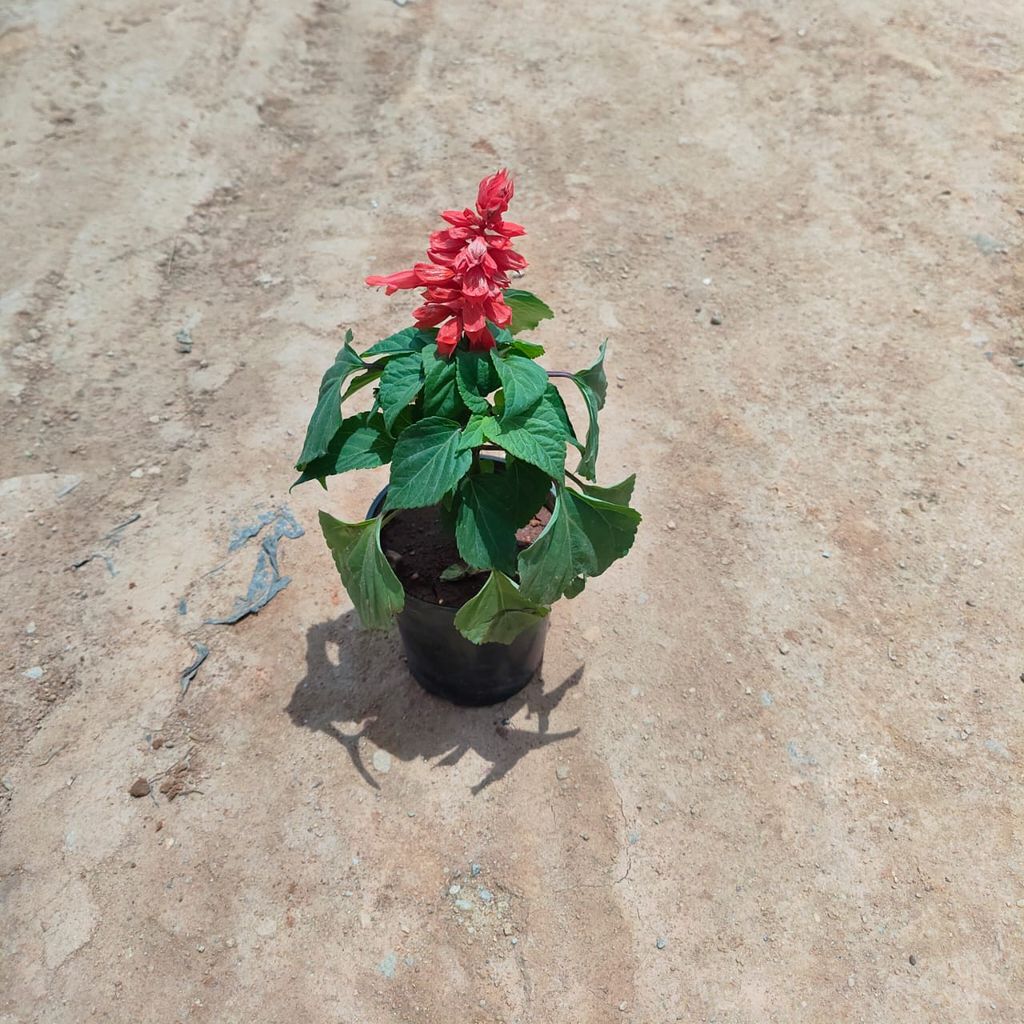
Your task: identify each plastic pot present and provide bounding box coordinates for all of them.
[367,485,548,706]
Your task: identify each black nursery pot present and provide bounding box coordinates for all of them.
[368,487,548,706]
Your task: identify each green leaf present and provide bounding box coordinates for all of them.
[341,369,383,402]
[455,473,521,575]
[577,340,608,410]
[421,347,465,419]
[296,334,365,470]
[504,457,554,527]
[453,570,550,645]
[384,417,473,511]
[483,385,569,480]
[459,413,496,450]
[572,378,600,480]
[504,288,554,335]
[378,352,425,430]
[362,327,436,358]
[491,349,549,418]
[579,473,636,506]
[456,350,501,413]
[507,339,545,359]
[517,486,641,605]
[292,411,396,488]
[318,512,404,629]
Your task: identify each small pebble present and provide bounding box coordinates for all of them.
[372,749,391,774]
[23,666,43,680]
[666,520,677,531]
[555,765,570,781]
[478,888,493,903]
[129,468,144,479]
[25,622,36,635]
[656,937,667,949]
[909,954,917,966]
[448,884,461,896]
[503,922,513,935]
[128,777,151,798]
[454,899,473,912]
[470,863,481,877]
[777,641,790,655]
[710,313,723,325]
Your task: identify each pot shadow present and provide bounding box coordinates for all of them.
[286,611,582,794]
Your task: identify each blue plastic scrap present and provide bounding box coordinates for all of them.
[205,506,304,625]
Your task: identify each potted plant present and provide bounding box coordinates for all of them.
[293,170,641,705]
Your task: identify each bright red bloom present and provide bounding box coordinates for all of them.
[365,169,526,356]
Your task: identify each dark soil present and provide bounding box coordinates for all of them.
[381,504,551,608]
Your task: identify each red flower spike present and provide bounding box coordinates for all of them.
[365,170,526,354]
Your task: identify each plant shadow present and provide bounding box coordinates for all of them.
[286,611,582,793]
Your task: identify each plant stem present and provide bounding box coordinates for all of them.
[565,469,587,489]
[546,370,575,380]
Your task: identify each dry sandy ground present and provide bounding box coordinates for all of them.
[2,1,1023,1021]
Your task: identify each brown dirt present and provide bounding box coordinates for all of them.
[381,503,551,605]
[381,505,483,606]
[2,2,1024,1022]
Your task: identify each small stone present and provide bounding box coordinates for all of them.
[148,415,161,424]
[129,468,144,479]
[448,884,462,896]
[196,944,205,953]
[777,641,790,655]
[2,777,13,793]
[666,520,677,531]
[25,622,36,635]
[709,313,723,325]
[128,777,151,798]
[146,466,161,476]
[478,888,493,903]
[619,1002,628,1012]
[909,954,917,965]
[555,765,570,781]
[656,937,667,949]
[372,749,391,774]
[503,922,513,935]
[454,899,473,912]
[470,863,481,877]
[23,666,43,680]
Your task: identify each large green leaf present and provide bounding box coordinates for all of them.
[362,327,436,358]
[296,333,365,470]
[576,340,608,410]
[378,352,425,430]
[580,473,636,506]
[491,349,549,418]
[483,386,569,480]
[504,457,554,527]
[384,417,472,511]
[517,486,641,604]
[453,570,550,645]
[292,411,396,489]
[504,288,554,335]
[455,472,520,575]
[572,378,600,480]
[421,347,465,419]
[456,350,501,413]
[318,512,404,629]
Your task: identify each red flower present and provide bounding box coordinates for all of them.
[365,169,527,356]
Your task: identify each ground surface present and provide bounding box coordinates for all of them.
[2,1,1023,1021]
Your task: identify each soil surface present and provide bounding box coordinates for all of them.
[2,2,1023,1022]
[382,504,551,606]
